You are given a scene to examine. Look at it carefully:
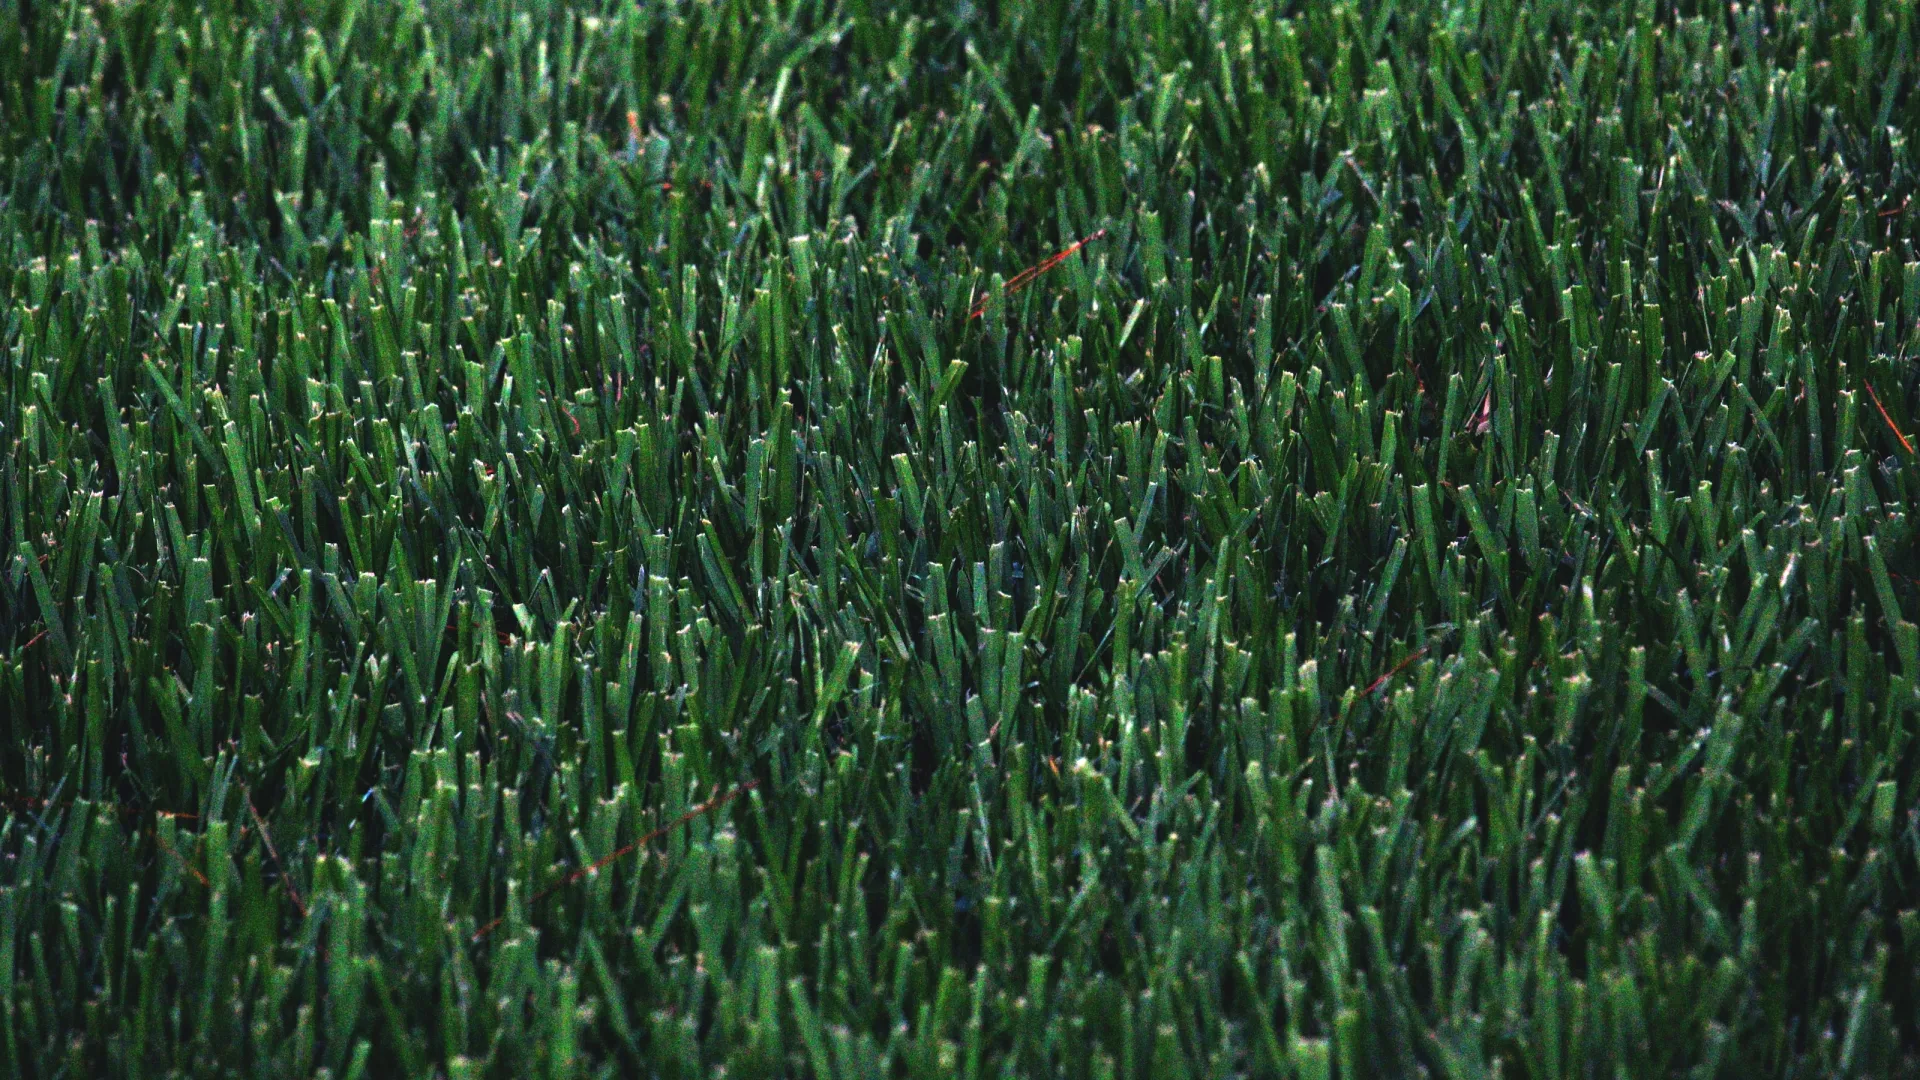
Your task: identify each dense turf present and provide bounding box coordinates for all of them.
[3,0,1920,1075]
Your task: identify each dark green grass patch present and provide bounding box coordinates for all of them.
[2,0,1919,1075]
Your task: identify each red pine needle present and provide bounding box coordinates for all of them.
[470,779,758,943]
[1863,380,1914,457]
[1363,647,1430,697]
[969,229,1108,320]
[0,788,196,821]
[153,827,210,888]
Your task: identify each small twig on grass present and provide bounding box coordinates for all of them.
[470,779,759,943]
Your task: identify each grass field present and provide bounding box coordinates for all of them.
[4,0,1920,1075]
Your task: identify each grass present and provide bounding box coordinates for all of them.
[2,0,1919,1075]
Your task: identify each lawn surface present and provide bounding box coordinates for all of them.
[3,0,1920,1075]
